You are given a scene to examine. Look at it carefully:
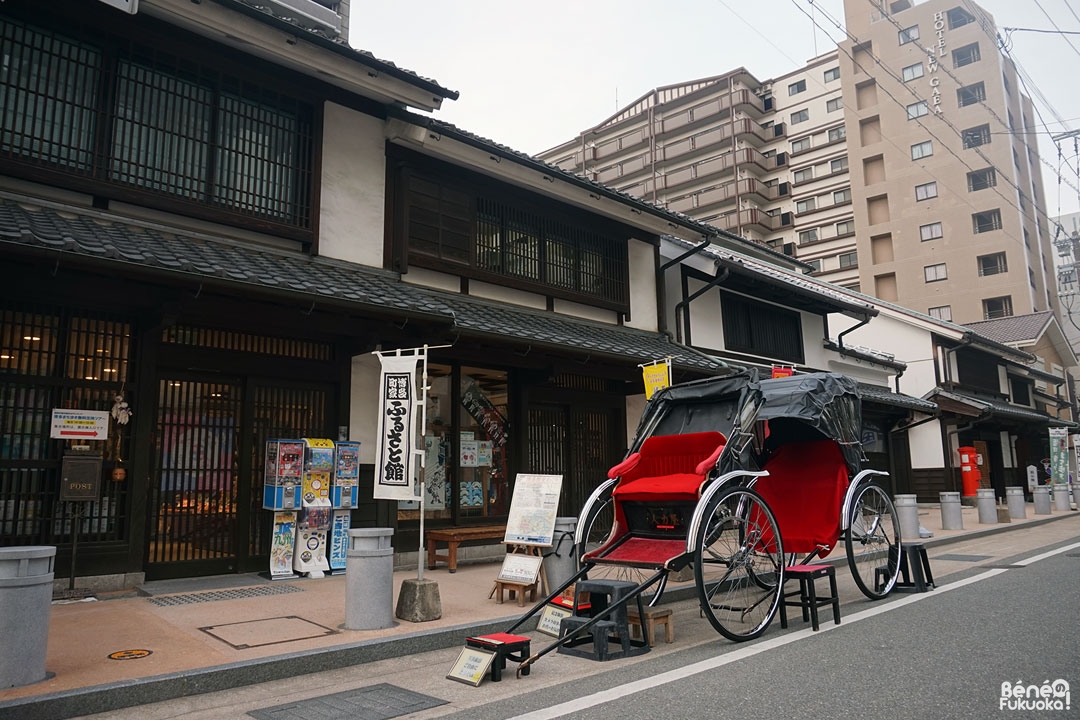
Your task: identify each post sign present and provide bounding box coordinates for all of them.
[1049,428,1069,484]
[51,409,110,440]
[60,455,102,501]
[446,647,495,686]
[537,603,573,637]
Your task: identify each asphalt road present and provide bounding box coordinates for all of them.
[449,541,1080,720]
[79,526,1080,720]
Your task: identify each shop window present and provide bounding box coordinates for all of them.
[457,367,510,519]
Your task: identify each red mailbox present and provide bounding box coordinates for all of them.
[958,446,981,497]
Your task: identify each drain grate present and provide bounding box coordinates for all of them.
[249,683,446,720]
[148,584,303,606]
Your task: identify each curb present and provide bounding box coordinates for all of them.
[0,614,531,720]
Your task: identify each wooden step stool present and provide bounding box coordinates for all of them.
[779,563,840,632]
[627,606,674,646]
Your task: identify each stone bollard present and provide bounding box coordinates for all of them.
[1005,486,1027,519]
[1052,483,1072,511]
[345,528,394,630]
[0,546,55,689]
[976,488,997,524]
[894,494,920,541]
[1033,485,1052,515]
[939,491,963,530]
[1073,482,1080,507]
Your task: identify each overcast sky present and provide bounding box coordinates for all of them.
[353,0,1080,217]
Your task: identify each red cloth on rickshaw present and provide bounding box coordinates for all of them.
[755,440,849,556]
[610,431,727,501]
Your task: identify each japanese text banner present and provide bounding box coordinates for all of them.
[374,354,419,501]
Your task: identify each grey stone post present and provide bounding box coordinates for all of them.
[1052,483,1072,511]
[345,528,394,630]
[976,488,997,524]
[1033,485,1052,515]
[1005,486,1026,519]
[0,546,55,688]
[894,494,919,541]
[939,491,963,530]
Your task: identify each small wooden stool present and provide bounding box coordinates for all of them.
[779,564,840,632]
[492,580,538,606]
[465,633,531,682]
[627,606,674,646]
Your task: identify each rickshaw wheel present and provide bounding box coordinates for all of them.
[694,487,783,642]
[576,494,663,604]
[846,482,901,599]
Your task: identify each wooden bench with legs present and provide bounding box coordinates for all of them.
[426,525,507,573]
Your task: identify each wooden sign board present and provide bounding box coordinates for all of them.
[496,553,542,585]
[537,603,573,637]
[504,474,563,546]
[446,646,495,686]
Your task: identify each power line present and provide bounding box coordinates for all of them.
[1001,26,1080,36]
[1033,0,1080,60]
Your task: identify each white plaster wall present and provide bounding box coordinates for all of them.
[831,312,939,396]
[402,267,459,293]
[552,298,617,323]
[1000,430,1015,468]
[909,417,945,468]
[800,313,828,369]
[686,279,725,350]
[626,239,658,332]
[469,280,546,309]
[318,103,385,267]
[350,353,381,464]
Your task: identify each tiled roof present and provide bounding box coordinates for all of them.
[218,0,459,101]
[926,389,1074,426]
[965,311,1055,345]
[0,198,721,373]
[665,235,877,318]
[857,383,937,413]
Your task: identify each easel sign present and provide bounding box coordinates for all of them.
[496,552,542,585]
[537,603,573,637]
[447,646,495,686]
[504,474,563,546]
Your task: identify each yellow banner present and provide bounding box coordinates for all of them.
[642,361,671,400]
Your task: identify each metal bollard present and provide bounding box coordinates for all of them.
[0,546,55,689]
[939,491,963,530]
[1005,487,1026,519]
[1052,483,1072,511]
[345,528,394,630]
[1033,485,1052,515]
[976,488,997,524]
[894,494,920,541]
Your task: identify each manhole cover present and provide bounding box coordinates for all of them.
[108,649,153,661]
[148,584,302,607]
[248,683,446,720]
[201,615,337,649]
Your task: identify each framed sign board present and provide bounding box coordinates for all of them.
[447,647,495,686]
[504,474,563,546]
[537,603,573,637]
[496,553,542,585]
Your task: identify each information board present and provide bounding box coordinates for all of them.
[446,647,495,686]
[537,603,573,637]
[496,553,543,585]
[503,474,563,546]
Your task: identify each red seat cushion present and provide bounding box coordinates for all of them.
[470,632,530,646]
[610,431,726,501]
[755,441,849,556]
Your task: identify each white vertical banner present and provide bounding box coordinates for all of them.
[373,354,420,501]
[1071,435,1080,483]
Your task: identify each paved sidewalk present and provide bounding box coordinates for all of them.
[1,501,1078,719]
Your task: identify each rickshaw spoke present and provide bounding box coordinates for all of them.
[846,483,901,599]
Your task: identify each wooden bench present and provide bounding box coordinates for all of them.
[427,525,506,572]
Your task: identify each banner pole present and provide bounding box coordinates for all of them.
[417,345,430,583]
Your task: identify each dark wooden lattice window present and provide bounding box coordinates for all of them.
[408,175,472,264]
[0,12,315,236]
[720,291,804,363]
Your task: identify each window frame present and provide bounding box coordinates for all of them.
[920,222,944,241]
[791,137,812,153]
[924,263,948,283]
[982,295,1014,320]
[952,42,981,67]
[972,209,1003,234]
[967,167,997,191]
[796,197,817,214]
[828,125,846,142]
[720,290,805,363]
[911,141,934,160]
[928,305,953,321]
[902,62,925,82]
[957,82,987,107]
[826,97,843,113]
[788,79,807,95]
[835,219,855,236]
[915,181,938,201]
[899,25,920,44]
[790,108,810,125]
[830,157,849,173]
[833,189,851,205]
[907,101,930,120]
[823,67,841,83]
[838,251,858,268]
[798,228,819,244]
[962,124,991,149]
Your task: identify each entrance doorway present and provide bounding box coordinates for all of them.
[528,403,622,517]
[147,375,331,579]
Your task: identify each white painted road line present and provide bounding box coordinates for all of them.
[508,540,1080,720]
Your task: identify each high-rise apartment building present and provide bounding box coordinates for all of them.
[840,0,1055,324]
[540,0,1057,324]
